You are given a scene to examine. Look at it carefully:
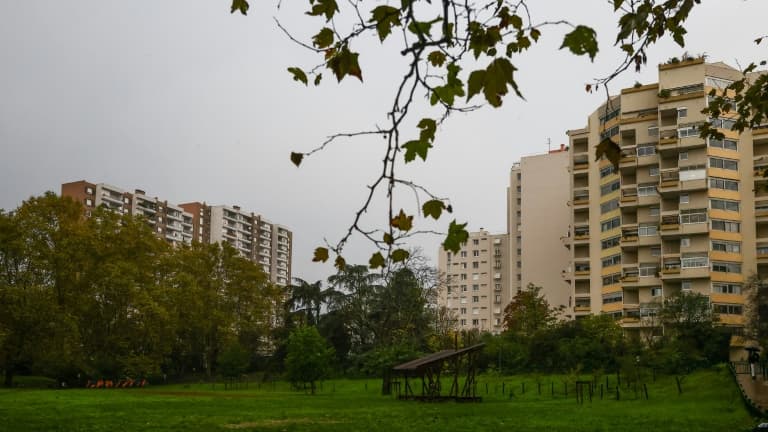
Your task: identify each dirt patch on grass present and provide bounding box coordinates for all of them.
[224,418,341,429]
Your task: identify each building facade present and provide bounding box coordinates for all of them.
[508,148,572,313]
[437,230,510,334]
[565,58,767,339]
[61,180,292,286]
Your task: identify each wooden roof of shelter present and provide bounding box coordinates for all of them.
[392,343,485,372]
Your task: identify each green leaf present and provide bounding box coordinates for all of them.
[530,28,541,42]
[417,118,437,143]
[230,0,249,15]
[467,58,523,107]
[370,6,401,42]
[407,18,440,37]
[403,140,431,163]
[314,74,323,86]
[443,220,469,254]
[307,0,339,21]
[287,67,308,86]
[560,25,599,61]
[430,63,464,106]
[312,247,329,263]
[422,200,445,220]
[594,137,621,169]
[326,45,363,82]
[290,152,304,167]
[467,70,486,101]
[334,255,346,271]
[391,249,410,263]
[312,28,335,49]
[509,14,523,30]
[383,232,394,245]
[390,209,413,231]
[427,51,446,67]
[369,252,386,269]
[612,0,625,10]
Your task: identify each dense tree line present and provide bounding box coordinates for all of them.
[480,284,731,377]
[0,193,281,386]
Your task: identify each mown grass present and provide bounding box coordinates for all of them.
[0,368,759,432]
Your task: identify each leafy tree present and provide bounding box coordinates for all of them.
[288,278,324,326]
[327,264,381,351]
[285,326,334,394]
[503,283,562,336]
[745,274,768,349]
[218,343,251,379]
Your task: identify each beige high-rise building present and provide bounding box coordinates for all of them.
[437,231,510,334]
[508,148,572,313]
[564,58,767,339]
[61,180,292,286]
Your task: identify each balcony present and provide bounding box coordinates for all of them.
[573,225,590,242]
[573,156,589,172]
[621,267,639,283]
[620,187,638,205]
[658,169,680,192]
[621,224,639,243]
[620,148,637,168]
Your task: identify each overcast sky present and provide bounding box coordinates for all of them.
[0,1,765,283]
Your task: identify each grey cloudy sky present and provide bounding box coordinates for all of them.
[0,1,765,283]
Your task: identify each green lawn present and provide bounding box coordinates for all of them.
[0,369,759,432]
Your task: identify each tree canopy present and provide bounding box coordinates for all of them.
[228,0,767,267]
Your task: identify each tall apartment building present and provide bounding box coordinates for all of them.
[61,180,292,286]
[437,231,510,334]
[564,58,767,339]
[179,203,293,286]
[507,148,572,313]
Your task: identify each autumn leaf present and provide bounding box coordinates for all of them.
[390,209,413,231]
[327,45,363,82]
[287,67,308,86]
[312,247,329,263]
[290,152,304,167]
[230,0,249,15]
[595,137,621,169]
[312,28,335,49]
[334,255,346,271]
[370,5,401,42]
[391,249,410,263]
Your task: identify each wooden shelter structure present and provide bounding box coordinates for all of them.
[390,343,484,402]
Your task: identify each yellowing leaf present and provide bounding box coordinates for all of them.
[312,28,335,49]
[334,255,346,271]
[312,247,329,263]
[594,137,621,170]
[327,45,363,82]
[427,51,446,67]
[390,209,413,231]
[391,249,410,263]
[422,199,445,220]
[369,252,386,269]
[287,67,308,86]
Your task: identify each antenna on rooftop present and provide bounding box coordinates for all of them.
[547,137,551,152]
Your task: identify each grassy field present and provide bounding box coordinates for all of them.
[0,368,760,432]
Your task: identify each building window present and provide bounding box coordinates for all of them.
[472,284,479,291]
[600,165,615,178]
[681,280,692,291]
[460,307,467,314]
[472,262,479,269]
[601,217,621,232]
[649,207,660,217]
[713,304,743,315]
[602,273,621,286]
[711,261,741,273]
[710,199,740,212]
[600,180,620,196]
[473,250,480,257]
[472,296,479,303]
[708,137,738,151]
[461,262,467,269]
[677,107,688,118]
[651,246,661,257]
[460,274,467,280]
[680,237,691,247]
[601,254,621,267]
[712,283,741,294]
[709,157,738,171]
[638,184,657,196]
[601,236,621,249]
[638,224,658,236]
[651,287,662,297]
[600,199,620,214]
[85,198,93,206]
[473,239,479,246]
[679,152,688,161]
[461,285,467,292]
[602,292,623,304]
[85,187,93,194]
[472,319,480,326]
[680,194,689,204]
[709,177,739,191]
[637,145,656,157]
[711,219,740,233]
[460,319,467,326]
[649,166,659,176]
[460,251,467,257]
